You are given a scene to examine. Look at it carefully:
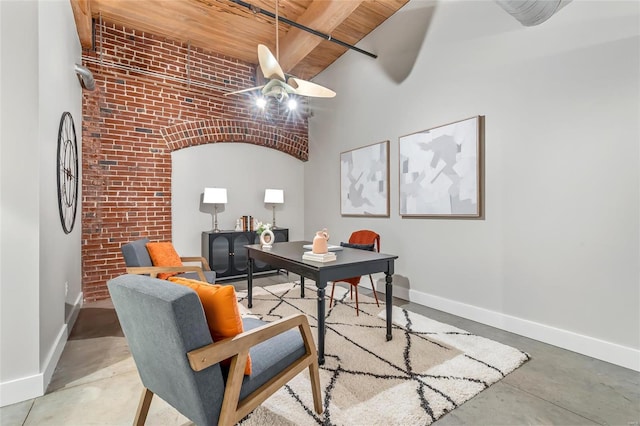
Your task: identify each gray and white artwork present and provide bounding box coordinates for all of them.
[340,141,390,217]
[400,116,482,217]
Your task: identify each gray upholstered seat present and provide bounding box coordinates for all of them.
[108,274,322,426]
[121,237,216,284]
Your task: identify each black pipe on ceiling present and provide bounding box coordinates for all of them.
[229,0,377,59]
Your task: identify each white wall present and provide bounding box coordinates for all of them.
[37,0,83,390]
[306,0,639,370]
[0,0,41,406]
[0,0,83,407]
[172,143,306,257]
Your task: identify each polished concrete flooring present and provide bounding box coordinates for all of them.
[2,273,639,425]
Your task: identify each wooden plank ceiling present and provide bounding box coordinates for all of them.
[71,0,409,80]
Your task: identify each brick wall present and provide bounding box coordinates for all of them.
[81,21,309,301]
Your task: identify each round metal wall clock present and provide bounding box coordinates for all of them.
[57,111,79,234]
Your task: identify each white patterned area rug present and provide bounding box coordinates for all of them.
[236,282,529,425]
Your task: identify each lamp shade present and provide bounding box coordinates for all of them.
[203,187,227,204]
[264,189,284,204]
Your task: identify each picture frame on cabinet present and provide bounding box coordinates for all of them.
[260,229,274,248]
[340,140,390,217]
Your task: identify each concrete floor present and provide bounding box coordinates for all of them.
[2,272,639,425]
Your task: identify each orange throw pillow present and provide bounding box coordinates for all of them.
[168,277,251,375]
[146,242,183,280]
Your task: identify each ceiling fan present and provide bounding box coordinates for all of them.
[225,1,336,105]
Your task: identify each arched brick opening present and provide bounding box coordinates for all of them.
[82,117,308,301]
[161,119,308,161]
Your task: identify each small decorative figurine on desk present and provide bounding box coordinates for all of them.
[312,228,330,254]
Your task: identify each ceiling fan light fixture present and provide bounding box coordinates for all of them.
[226,44,336,102]
[256,97,267,108]
[287,98,297,111]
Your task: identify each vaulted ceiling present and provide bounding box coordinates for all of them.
[70,0,409,81]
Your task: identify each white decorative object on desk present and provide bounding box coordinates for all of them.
[302,251,336,262]
[303,244,342,251]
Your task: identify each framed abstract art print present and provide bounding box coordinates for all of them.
[399,116,484,218]
[340,140,390,217]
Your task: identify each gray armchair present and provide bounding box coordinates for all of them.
[108,274,322,426]
[121,237,216,284]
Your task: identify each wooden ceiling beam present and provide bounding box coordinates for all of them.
[70,0,93,50]
[73,0,407,78]
[278,0,364,73]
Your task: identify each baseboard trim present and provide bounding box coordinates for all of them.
[0,373,43,407]
[388,285,639,372]
[43,292,83,390]
[0,292,83,407]
[65,291,83,327]
[42,325,68,394]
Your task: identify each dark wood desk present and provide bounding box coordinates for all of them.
[246,241,398,364]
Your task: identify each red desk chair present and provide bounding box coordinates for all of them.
[329,230,381,316]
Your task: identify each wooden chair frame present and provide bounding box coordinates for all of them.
[134,313,323,426]
[126,256,212,282]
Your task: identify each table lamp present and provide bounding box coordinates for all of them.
[264,189,284,228]
[203,187,227,232]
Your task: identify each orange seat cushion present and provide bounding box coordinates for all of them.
[168,277,251,375]
[146,242,183,280]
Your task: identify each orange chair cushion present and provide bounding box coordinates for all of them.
[146,242,183,280]
[168,277,251,375]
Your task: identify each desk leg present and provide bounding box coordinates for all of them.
[247,258,254,309]
[317,284,326,365]
[385,272,393,341]
[300,276,305,298]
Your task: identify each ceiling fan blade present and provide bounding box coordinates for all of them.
[287,77,336,98]
[258,44,286,82]
[224,85,266,96]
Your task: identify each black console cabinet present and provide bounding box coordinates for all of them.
[202,228,289,280]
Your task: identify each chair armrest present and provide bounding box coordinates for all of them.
[180,256,212,271]
[125,265,207,282]
[188,313,322,424]
[187,313,316,372]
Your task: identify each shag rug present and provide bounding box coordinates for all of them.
[236,281,529,425]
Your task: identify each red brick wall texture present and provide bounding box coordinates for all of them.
[81,21,309,301]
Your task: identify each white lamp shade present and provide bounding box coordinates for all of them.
[203,187,227,204]
[264,189,284,204]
